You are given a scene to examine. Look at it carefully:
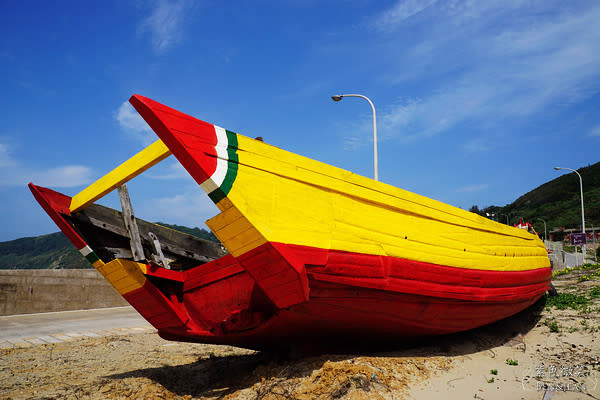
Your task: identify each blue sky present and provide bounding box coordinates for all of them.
[1,0,599,241]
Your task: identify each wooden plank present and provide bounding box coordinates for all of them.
[70,201,227,269]
[69,139,171,212]
[118,184,145,262]
[149,232,170,269]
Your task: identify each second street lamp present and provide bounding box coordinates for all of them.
[537,218,547,243]
[331,94,378,181]
[554,166,586,260]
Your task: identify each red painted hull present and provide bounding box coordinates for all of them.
[30,183,550,349]
[163,242,548,348]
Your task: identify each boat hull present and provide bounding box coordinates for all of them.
[29,182,550,350]
[171,242,548,349]
[29,94,552,350]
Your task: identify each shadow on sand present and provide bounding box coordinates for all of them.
[107,297,547,398]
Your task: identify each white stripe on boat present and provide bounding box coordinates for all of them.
[200,125,229,194]
[79,245,93,256]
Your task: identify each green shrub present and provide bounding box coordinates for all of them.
[545,293,589,310]
[549,321,560,332]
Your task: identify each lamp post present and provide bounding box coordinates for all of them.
[537,218,547,243]
[332,94,378,181]
[500,214,509,225]
[554,166,586,260]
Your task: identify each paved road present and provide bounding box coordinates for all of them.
[0,306,153,348]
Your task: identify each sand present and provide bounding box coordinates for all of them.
[1,266,599,400]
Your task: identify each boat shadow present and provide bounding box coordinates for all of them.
[389,296,548,358]
[107,297,547,398]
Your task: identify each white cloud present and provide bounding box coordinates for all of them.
[34,166,93,188]
[145,161,189,180]
[0,143,16,168]
[373,0,437,31]
[342,135,365,151]
[115,101,155,145]
[462,138,490,153]
[456,184,489,193]
[0,142,92,188]
[139,190,218,226]
[137,0,193,54]
[373,2,600,142]
[380,84,492,141]
[588,125,600,137]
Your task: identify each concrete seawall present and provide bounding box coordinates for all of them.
[0,269,127,316]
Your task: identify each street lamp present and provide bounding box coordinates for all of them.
[537,218,547,242]
[500,214,509,224]
[331,94,378,181]
[554,166,586,259]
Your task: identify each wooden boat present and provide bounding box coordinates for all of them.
[29,95,551,350]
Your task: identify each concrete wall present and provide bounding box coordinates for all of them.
[0,269,128,316]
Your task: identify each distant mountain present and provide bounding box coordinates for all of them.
[0,232,89,270]
[154,222,219,242]
[480,161,600,234]
[0,225,219,270]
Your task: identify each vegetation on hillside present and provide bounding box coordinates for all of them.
[0,224,219,270]
[471,161,600,236]
[0,232,90,270]
[154,223,218,243]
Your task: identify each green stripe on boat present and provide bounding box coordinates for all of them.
[219,130,239,195]
[85,251,100,264]
[208,130,238,203]
[79,245,100,264]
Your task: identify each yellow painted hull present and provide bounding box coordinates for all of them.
[212,134,549,272]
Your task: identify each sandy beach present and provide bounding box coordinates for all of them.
[1,265,599,400]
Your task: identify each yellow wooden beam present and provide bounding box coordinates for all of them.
[96,259,148,295]
[69,139,171,212]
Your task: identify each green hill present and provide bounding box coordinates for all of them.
[154,222,219,242]
[0,232,90,270]
[479,161,600,235]
[0,224,219,270]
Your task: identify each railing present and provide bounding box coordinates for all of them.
[546,241,588,269]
